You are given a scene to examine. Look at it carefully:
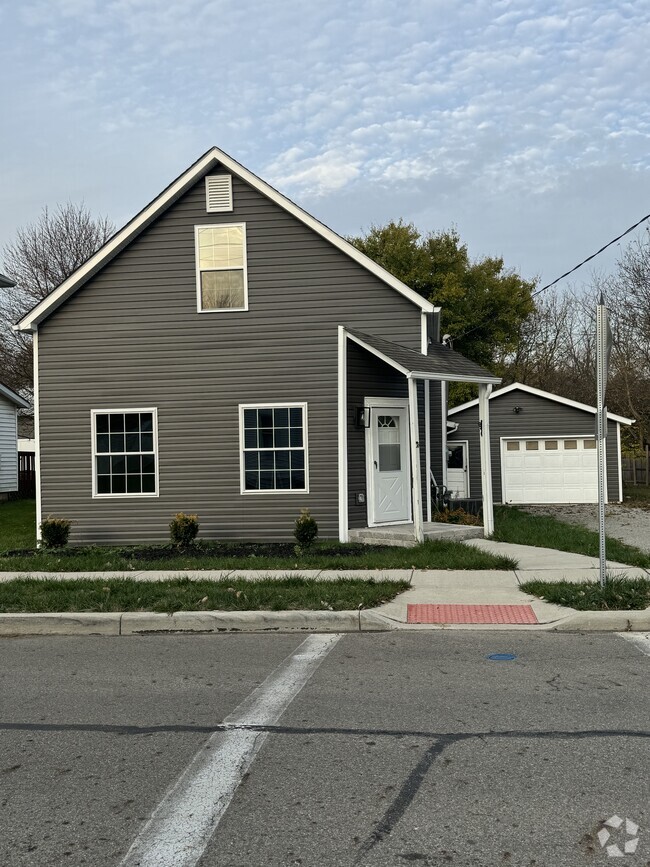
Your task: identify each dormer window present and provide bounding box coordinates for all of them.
[195,224,248,312]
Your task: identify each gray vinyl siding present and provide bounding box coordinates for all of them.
[448,389,622,502]
[0,396,18,494]
[37,168,425,543]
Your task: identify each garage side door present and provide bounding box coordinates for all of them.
[502,437,599,504]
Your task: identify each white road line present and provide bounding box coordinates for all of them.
[617,632,650,657]
[120,633,342,867]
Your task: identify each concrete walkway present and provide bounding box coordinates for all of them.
[0,539,649,634]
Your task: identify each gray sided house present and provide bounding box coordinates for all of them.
[447,383,633,505]
[0,382,30,500]
[16,147,499,545]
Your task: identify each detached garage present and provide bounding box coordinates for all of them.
[447,383,633,505]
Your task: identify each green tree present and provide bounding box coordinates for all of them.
[349,221,536,371]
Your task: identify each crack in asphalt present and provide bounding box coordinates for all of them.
[1,721,649,739]
[2,720,648,862]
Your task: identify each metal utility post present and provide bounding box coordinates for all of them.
[596,298,612,589]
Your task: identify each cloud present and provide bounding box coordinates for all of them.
[1,0,649,287]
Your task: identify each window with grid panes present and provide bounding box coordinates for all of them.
[93,410,157,495]
[241,405,307,491]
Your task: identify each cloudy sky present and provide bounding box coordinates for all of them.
[1,0,649,288]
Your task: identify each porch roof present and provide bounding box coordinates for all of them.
[345,328,501,385]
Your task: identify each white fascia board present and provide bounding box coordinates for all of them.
[0,382,30,408]
[15,146,433,333]
[407,371,502,385]
[448,381,635,424]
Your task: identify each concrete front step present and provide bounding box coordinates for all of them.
[350,523,483,547]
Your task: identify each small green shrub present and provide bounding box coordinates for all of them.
[40,517,72,548]
[294,508,318,555]
[169,512,199,548]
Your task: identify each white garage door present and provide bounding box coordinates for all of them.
[502,437,599,504]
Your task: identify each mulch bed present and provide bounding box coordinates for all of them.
[2,541,391,560]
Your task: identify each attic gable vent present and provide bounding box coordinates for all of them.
[205,175,233,213]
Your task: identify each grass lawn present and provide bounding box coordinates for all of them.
[521,577,650,611]
[493,505,650,568]
[0,576,411,613]
[0,499,36,549]
[0,500,516,572]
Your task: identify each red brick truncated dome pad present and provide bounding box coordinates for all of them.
[407,604,538,625]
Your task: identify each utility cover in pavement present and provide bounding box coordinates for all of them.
[407,604,538,624]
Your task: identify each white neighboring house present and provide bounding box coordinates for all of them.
[0,382,31,501]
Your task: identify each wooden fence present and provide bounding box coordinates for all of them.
[621,446,650,486]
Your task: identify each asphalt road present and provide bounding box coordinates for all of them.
[0,632,648,867]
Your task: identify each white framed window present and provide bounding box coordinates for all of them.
[195,223,248,312]
[239,403,309,494]
[91,408,159,497]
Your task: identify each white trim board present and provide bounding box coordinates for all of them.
[448,381,634,425]
[0,382,29,408]
[15,147,433,333]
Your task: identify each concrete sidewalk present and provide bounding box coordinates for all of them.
[0,539,648,635]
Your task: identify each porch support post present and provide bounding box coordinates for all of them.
[441,380,448,488]
[408,377,424,544]
[337,326,349,542]
[424,380,431,522]
[478,382,494,537]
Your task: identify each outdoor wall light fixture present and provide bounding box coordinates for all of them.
[355,407,370,428]
[513,405,522,414]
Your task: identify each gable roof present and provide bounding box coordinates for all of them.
[15,147,434,333]
[448,381,634,424]
[345,328,501,384]
[0,381,30,409]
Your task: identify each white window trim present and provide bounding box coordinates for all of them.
[91,407,160,498]
[195,223,249,314]
[239,402,309,495]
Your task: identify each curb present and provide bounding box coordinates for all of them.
[1,608,648,635]
[549,609,650,632]
[0,609,398,637]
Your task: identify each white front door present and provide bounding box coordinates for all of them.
[368,405,411,524]
[447,442,469,498]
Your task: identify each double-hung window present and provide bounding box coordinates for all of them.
[92,409,158,496]
[240,404,308,492]
[195,223,248,312]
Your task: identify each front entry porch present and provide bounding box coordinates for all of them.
[349,521,483,548]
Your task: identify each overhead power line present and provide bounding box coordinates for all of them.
[456,209,650,343]
[531,210,650,298]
